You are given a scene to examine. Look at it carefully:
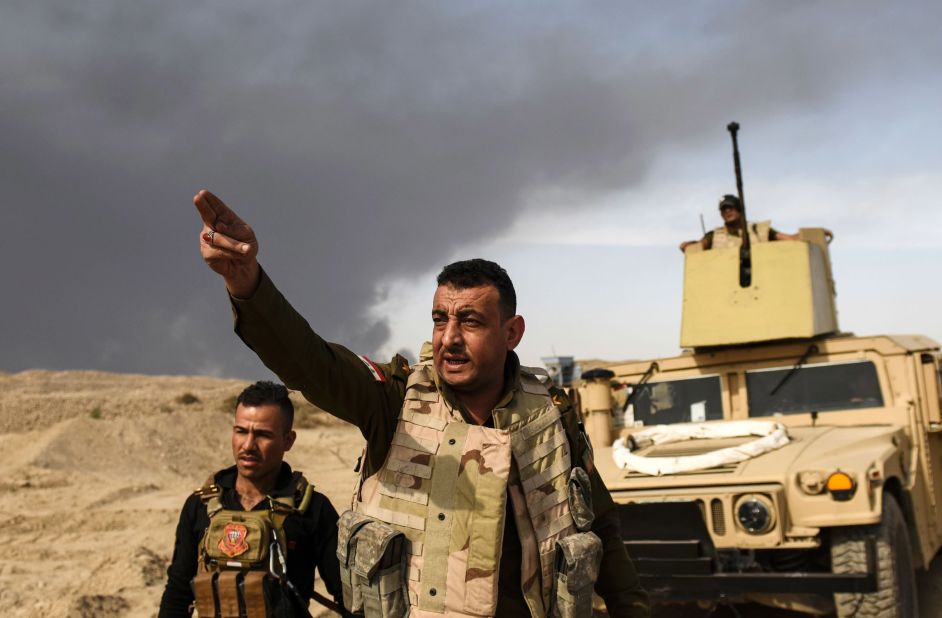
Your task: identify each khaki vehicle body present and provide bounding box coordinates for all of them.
[680,228,838,347]
[579,233,942,614]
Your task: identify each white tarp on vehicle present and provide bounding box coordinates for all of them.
[612,420,790,476]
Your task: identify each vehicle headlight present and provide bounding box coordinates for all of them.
[735,494,776,534]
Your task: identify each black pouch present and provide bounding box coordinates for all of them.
[552,532,603,618]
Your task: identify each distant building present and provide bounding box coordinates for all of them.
[541,356,576,387]
[541,356,640,388]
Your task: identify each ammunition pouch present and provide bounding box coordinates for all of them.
[551,532,603,618]
[192,569,278,618]
[191,471,312,618]
[567,467,595,532]
[337,510,407,618]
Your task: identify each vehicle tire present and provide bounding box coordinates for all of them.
[830,493,918,617]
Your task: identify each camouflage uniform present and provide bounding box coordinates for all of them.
[230,269,650,617]
[703,220,774,249]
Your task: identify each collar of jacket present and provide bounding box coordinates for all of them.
[212,462,296,498]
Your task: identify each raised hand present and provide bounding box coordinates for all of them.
[193,189,261,298]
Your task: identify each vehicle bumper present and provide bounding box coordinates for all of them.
[619,502,878,599]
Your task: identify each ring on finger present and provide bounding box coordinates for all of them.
[207,229,216,245]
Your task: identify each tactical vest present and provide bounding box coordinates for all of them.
[337,364,602,618]
[192,471,314,618]
[711,220,771,249]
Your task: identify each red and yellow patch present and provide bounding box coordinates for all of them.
[218,523,250,558]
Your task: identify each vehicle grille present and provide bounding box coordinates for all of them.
[710,499,726,535]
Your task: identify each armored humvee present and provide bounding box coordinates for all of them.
[573,227,942,616]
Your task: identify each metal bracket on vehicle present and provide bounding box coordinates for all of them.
[639,538,877,596]
[621,501,879,599]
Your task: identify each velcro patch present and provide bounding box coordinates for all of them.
[218,523,250,558]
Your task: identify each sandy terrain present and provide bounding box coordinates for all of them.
[0,370,361,618]
[2,369,940,617]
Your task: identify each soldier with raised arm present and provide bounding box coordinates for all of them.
[193,189,649,617]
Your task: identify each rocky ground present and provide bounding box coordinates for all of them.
[1,369,939,617]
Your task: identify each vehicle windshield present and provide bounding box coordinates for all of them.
[627,375,723,426]
[747,361,884,417]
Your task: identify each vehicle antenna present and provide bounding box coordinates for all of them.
[699,213,707,236]
[727,122,752,287]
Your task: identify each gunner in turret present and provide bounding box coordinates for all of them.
[679,194,802,252]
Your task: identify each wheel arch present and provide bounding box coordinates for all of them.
[882,477,925,567]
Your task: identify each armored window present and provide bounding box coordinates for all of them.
[746,361,883,417]
[627,375,723,426]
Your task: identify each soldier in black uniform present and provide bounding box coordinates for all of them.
[158,381,342,617]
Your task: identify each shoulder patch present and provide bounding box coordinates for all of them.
[357,354,387,382]
[390,353,413,381]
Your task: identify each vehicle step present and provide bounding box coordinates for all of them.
[624,539,703,559]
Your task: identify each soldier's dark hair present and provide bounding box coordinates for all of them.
[236,381,294,433]
[719,194,742,211]
[436,258,517,320]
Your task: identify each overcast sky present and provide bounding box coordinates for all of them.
[3,2,941,378]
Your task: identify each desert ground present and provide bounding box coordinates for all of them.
[0,370,359,618]
[2,369,941,617]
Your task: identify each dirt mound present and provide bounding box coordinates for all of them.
[35,410,233,481]
[0,369,247,433]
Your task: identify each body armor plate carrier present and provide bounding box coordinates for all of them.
[192,471,314,618]
[337,364,602,618]
[711,220,772,249]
